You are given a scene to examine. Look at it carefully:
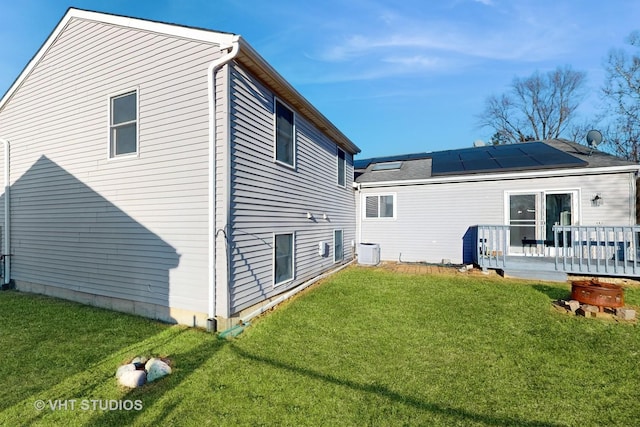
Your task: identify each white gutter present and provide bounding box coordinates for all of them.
[357,164,640,189]
[0,139,9,286]
[207,37,240,324]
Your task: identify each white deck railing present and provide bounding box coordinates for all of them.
[553,225,640,276]
[475,225,509,269]
[474,225,640,278]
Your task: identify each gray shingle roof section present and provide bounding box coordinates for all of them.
[544,139,637,168]
[355,139,638,183]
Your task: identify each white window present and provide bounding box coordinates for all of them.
[334,229,344,263]
[337,148,346,187]
[274,233,295,286]
[364,194,395,219]
[274,99,295,167]
[109,90,138,157]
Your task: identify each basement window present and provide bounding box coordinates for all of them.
[274,232,295,286]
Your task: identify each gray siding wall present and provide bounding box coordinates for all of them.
[357,172,636,264]
[0,18,222,317]
[226,64,355,315]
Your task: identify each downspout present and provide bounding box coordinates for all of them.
[354,182,362,247]
[0,139,9,286]
[207,36,240,329]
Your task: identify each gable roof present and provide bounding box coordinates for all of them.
[0,7,360,155]
[355,139,639,184]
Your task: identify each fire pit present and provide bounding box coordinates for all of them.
[571,279,624,311]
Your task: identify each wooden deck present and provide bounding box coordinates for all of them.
[474,225,640,281]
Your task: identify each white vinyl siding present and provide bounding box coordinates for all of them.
[227,63,356,314]
[0,17,223,317]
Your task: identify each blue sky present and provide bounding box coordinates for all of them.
[1,0,639,158]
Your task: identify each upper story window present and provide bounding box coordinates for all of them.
[364,194,396,219]
[110,90,138,157]
[337,148,346,187]
[274,99,295,167]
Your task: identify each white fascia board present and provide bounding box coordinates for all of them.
[0,8,237,111]
[357,165,640,189]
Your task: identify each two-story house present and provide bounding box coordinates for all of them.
[0,8,360,330]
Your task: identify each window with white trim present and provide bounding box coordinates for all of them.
[364,194,395,219]
[337,148,346,187]
[334,229,344,263]
[110,90,137,157]
[274,99,295,167]
[274,233,294,285]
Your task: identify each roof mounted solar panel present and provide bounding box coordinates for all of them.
[431,142,587,176]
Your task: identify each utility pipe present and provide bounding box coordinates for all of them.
[207,36,240,324]
[0,139,9,285]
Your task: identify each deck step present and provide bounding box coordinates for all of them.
[501,269,568,282]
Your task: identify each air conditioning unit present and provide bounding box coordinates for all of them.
[358,243,380,266]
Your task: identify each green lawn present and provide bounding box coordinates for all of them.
[1,267,639,426]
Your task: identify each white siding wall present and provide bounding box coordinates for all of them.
[226,64,355,315]
[358,172,636,264]
[0,18,222,318]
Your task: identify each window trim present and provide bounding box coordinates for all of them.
[108,87,139,159]
[337,148,346,187]
[273,97,296,169]
[273,232,295,287]
[362,193,397,220]
[333,229,344,263]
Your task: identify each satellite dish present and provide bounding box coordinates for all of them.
[586,130,602,148]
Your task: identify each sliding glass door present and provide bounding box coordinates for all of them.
[508,191,576,254]
[509,194,537,251]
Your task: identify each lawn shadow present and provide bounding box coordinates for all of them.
[230,344,563,427]
[88,330,226,426]
[533,284,570,301]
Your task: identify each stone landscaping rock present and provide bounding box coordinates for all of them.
[118,370,147,388]
[146,358,172,383]
[116,355,173,388]
[616,308,637,320]
[131,356,148,365]
[567,300,580,312]
[115,363,136,379]
[582,304,599,313]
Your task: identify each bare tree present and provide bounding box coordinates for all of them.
[601,31,640,162]
[478,66,587,144]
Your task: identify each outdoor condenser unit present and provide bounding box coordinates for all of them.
[358,243,380,266]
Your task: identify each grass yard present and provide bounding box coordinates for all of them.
[1,266,639,426]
